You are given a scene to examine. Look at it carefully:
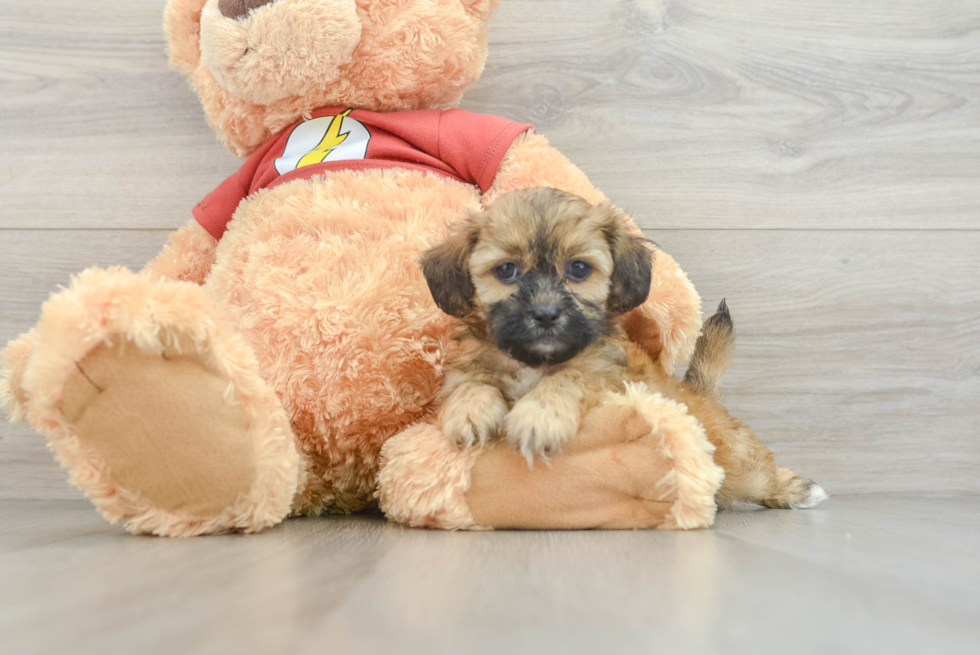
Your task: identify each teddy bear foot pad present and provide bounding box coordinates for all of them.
[8,267,301,536]
[64,340,262,523]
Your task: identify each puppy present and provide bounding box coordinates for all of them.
[421,188,827,509]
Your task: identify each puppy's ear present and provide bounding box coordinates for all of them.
[420,216,481,318]
[598,204,654,314]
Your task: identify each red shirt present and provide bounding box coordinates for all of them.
[193,107,534,240]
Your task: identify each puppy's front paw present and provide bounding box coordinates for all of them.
[442,387,508,449]
[505,398,579,465]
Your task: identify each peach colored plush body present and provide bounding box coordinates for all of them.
[1,0,718,536]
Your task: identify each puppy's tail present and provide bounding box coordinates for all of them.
[684,300,735,399]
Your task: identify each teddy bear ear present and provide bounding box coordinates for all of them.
[164,0,211,75]
[459,0,501,21]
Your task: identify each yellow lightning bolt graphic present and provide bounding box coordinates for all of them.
[296,109,353,169]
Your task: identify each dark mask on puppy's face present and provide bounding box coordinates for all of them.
[486,266,606,366]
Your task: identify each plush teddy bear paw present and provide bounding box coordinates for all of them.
[18,267,301,537]
[504,397,579,466]
[442,386,508,449]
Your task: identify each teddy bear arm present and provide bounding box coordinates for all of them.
[466,392,722,530]
[379,390,722,530]
[142,218,218,284]
[624,250,703,374]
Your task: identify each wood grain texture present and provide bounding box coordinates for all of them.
[1,496,978,654]
[0,231,171,344]
[467,0,980,230]
[0,0,239,230]
[1,1,978,229]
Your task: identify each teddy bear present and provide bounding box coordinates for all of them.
[0,0,723,537]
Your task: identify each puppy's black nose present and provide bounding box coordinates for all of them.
[532,304,561,327]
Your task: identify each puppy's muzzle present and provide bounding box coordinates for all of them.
[531,303,561,329]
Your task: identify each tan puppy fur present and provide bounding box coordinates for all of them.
[422,188,827,509]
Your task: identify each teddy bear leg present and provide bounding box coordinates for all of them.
[377,383,724,531]
[622,250,704,374]
[10,267,301,537]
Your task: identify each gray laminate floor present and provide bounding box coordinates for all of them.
[1,495,978,655]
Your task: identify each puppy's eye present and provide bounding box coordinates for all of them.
[494,262,520,284]
[566,260,593,282]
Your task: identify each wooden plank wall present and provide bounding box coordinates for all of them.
[1,0,978,499]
